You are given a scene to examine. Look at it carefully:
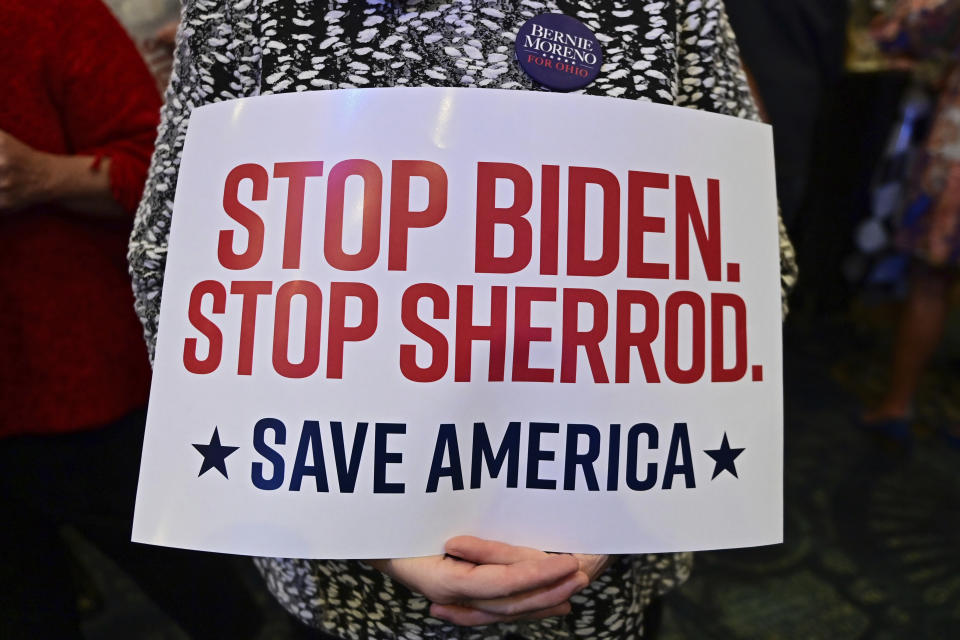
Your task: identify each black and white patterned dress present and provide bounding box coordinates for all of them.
[129,1,798,639]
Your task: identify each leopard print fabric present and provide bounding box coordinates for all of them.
[128,2,796,638]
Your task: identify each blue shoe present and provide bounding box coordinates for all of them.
[857,413,913,444]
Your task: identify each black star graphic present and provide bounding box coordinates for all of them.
[192,427,239,478]
[704,432,745,480]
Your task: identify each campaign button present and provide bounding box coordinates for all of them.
[515,13,603,92]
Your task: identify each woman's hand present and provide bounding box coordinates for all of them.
[0,129,122,216]
[367,536,587,627]
[0,129,53,211]
[143,19,180,91]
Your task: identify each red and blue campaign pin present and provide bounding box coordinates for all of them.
[515,13,603,92]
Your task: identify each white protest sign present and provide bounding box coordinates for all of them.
[133,88,783,559]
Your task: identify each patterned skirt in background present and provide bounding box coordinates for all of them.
[884,0,960,267]
[899,65,960,268]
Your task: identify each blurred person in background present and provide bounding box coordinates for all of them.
[723,0,850,231]
[863,0,960,446]
[101,0,181,92]
[0,0,261,637]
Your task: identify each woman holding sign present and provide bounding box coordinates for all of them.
[131,1,797,638]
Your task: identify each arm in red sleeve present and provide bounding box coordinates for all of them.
[48,0,162,214]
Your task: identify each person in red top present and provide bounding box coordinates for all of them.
[0,1,261,636]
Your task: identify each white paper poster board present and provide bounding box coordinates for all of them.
[132,88,783,559]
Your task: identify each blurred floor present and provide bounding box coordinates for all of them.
[659,307,960,639]
[70,529,310,640]
[71,308,960,639]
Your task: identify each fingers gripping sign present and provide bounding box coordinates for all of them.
[368,536,612,627]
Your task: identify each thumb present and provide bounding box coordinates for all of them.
[445,536,563,566]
